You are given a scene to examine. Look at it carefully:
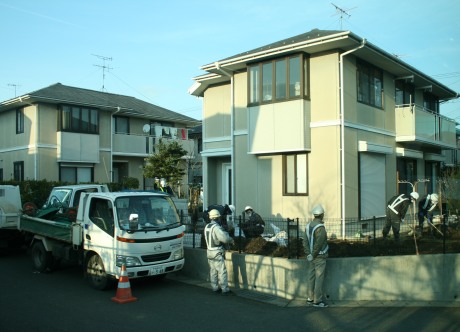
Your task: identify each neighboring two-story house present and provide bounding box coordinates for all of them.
[189,29,459,225]
[0,83,200,191]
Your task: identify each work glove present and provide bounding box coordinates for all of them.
[307,254,313,262]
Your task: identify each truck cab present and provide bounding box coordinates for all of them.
[78,191,185,289]
[43,184,109,210]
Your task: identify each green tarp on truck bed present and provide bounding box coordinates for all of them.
[20,216,73,243]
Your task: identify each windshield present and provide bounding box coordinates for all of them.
[44,188,72,208]
[114,195,180,231]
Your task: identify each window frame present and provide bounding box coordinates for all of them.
[248,53,310,106]
[356,60,384,109]
[395,80,415,106]
[59,105,99,134]
[423,92,439,113]
[114,116,130,134]
[59,164,94,183]
[397,158,417,195]
[16,108,24,134]
[13,161,24,181]
[283,153,308,196]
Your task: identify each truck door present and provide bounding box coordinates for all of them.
[85,198,116,272]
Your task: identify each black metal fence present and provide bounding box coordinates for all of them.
[179,210,460,257]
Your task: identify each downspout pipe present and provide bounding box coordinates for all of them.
[215,62,235,207]
[339,39,366,239]
[35,105,40,180]
[110,106,122,183]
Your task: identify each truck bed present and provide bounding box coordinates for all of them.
[20,215,73,243]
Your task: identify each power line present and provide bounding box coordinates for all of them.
[431,72,460,79]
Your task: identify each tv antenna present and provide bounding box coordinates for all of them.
[331,3,356,29]
[92,54,113,91]
[8,83,21,97]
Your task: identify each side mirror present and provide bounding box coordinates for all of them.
[129,213,139,230]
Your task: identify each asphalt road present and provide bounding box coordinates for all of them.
[1,248,459,332]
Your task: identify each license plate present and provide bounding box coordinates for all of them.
[151,267,165,275]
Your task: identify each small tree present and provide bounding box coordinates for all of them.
[143,139,187,193]
[439,166,460,215]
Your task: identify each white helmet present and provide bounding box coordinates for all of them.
[244,206,253,212]
[430,194,438,204]
[410,192,419,200]
[312,204,325,216]
[209,209,221,219]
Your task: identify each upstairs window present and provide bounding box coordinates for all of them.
[248,54,309,105]
[395,81,414,105]
[16,108,24,134]
[423,92,439,113]
[114,116,129,134]
[60,105,99,134]
[357,60,383,108]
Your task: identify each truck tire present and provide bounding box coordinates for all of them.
[31,241,53,273]
[85,254,110,290]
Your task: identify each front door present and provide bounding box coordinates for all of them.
[222,163,232,205]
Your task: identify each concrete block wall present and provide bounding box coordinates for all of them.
[181,248,460,302]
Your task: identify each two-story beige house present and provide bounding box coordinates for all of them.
[0,83,200,190]
[189,29,459,226]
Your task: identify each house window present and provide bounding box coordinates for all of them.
[248,54,309,105]
[423,92,439,113]
[114,116,129,134]
[16,108,24,134]
[283,153,308,195]
[395,81,414,105]
[425,161,439,193]
[0,168,3,181]
[13,161,24,181]
[60,105,99,134]
[397,158,417,195]
[60,165,93,183]
[357,60,383,108]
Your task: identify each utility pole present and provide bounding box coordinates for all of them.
[92,54,113,91]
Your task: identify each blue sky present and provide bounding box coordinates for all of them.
[1,0,459,120]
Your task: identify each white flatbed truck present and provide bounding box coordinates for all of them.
[15,188,185,289]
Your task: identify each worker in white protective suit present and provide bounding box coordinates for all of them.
[204,209,234,295]
[418,193,438,236]
[383,192,419,242]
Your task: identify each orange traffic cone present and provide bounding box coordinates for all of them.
[111,264,137,304]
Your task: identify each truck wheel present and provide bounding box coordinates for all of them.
[85,254,110,290]
[31,241,53,273]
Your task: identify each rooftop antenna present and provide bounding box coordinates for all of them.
[8,83,21,97]
[331,3,356,30]
[92,54,113,92]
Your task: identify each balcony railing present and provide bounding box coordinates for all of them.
[395,105,457,148]
[113,132,195,157]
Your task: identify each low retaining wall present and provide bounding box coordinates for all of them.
[181,248,460,302]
